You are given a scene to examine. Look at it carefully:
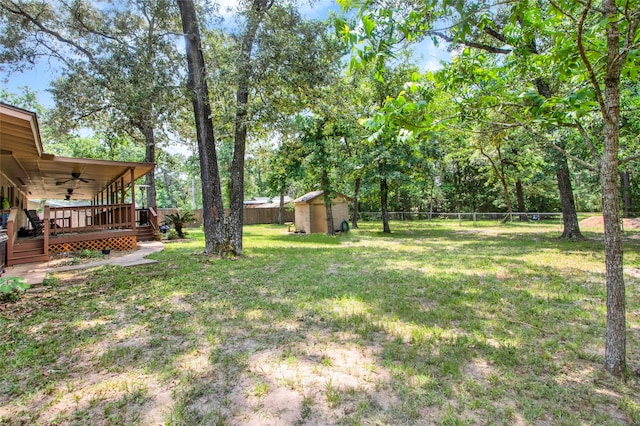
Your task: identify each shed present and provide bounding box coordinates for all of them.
[293,190,350,234]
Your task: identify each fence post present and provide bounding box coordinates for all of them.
[458,212,461,226]
[473,212,476,227]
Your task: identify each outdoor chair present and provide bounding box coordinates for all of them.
[24,209,44,236]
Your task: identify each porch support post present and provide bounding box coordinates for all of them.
[43,206,50,257]
[130,168,136,231]
[120,177,125,204]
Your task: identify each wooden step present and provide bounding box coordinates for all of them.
[7,253,48,266]
[14,240,44,250]
[136,226,156,242]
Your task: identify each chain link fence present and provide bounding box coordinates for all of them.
[357,211,564,225]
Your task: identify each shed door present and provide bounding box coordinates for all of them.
[311,204,326,234]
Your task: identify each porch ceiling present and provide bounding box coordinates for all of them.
[15,155,155,200]
[1,103,155,200]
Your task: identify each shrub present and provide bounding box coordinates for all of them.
[163,211,196,238]
[0,276,30,302]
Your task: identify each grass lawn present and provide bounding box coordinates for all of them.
[1,220,639,425]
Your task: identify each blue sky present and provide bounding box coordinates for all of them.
[3,0,449,108]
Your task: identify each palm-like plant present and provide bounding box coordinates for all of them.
[163,210,196,238]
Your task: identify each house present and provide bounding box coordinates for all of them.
[253,196,293,209]
[293,190,350,234]
[0,103,157,266]
[243,197,271,208]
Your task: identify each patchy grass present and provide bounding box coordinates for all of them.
[1,220,639,425]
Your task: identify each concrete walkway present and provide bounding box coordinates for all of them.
[4,241,165,285]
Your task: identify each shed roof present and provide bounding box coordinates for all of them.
[293,190,325,203]
[293,190,351,203]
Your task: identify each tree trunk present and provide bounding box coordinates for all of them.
[325,200,335,236]
[499,175,513,223]
[229,0,272,256]
[163,169,177,208]
[556,158,584,240]
[601,0,626,376]
[351,176,361,229]
[621,170,631,218]
[535,79,584,239]
[177,0,225,255]
[380,162,391,233]
[602,127,625,376]
[141,126,157,209]
[278,188,285,225]
[515,179,527,222]
[322,169,335,236]
[479,146,512,223]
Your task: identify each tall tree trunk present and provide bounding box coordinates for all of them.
[229,0,272,255]
[278,188,285,225]
[479,146,512,223]
[177,0,225,254]
[535,79,584,239]
[321,169,335,236]
[602,122,625,376]
[621,170,631,218]
[351,176,361,229]
[556,158,584,240]
[600,0,626,376]
[141,126,157,209]
[163,169,177,207]
[380,162,391,233]
[515,179,527,222]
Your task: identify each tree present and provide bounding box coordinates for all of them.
[338,0,584,239]
[176,0,227,255]
[340,0,640,376]
[227,0,274,254]
[266,133,305,224]
[563,0,640,376]
[0,0,184,209]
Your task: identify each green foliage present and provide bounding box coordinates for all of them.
[76,249,103,259]
[163,210,196,238]
[0,276,30,302]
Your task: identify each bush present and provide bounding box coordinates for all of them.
[163,211,196,238]
[0,276,30,302]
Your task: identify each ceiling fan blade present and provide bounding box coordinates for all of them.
[56,179,72,185]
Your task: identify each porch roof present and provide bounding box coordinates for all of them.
[1,103,154,200]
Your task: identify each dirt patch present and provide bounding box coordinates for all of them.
[580,215,640,229]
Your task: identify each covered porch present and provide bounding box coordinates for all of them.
[1,103,157,267]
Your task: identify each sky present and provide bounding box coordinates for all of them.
[2,0,450,109]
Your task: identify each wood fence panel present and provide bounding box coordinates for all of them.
[157,208,294,227]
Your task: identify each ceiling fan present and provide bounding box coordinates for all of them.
[56,188,84,200]
[56,172,95,185]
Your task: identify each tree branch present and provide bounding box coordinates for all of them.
[525,125,599,172]
[5,1,98,65]
[575,120,602,164]
[430,31,512,54]
[619,152,640,165]
[575,0,610,122]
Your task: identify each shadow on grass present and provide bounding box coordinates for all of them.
[1,223,639,424]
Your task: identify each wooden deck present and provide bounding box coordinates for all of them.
[5,205,159,265]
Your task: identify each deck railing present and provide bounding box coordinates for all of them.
[49,203,134,235]
[147,207,159,232]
